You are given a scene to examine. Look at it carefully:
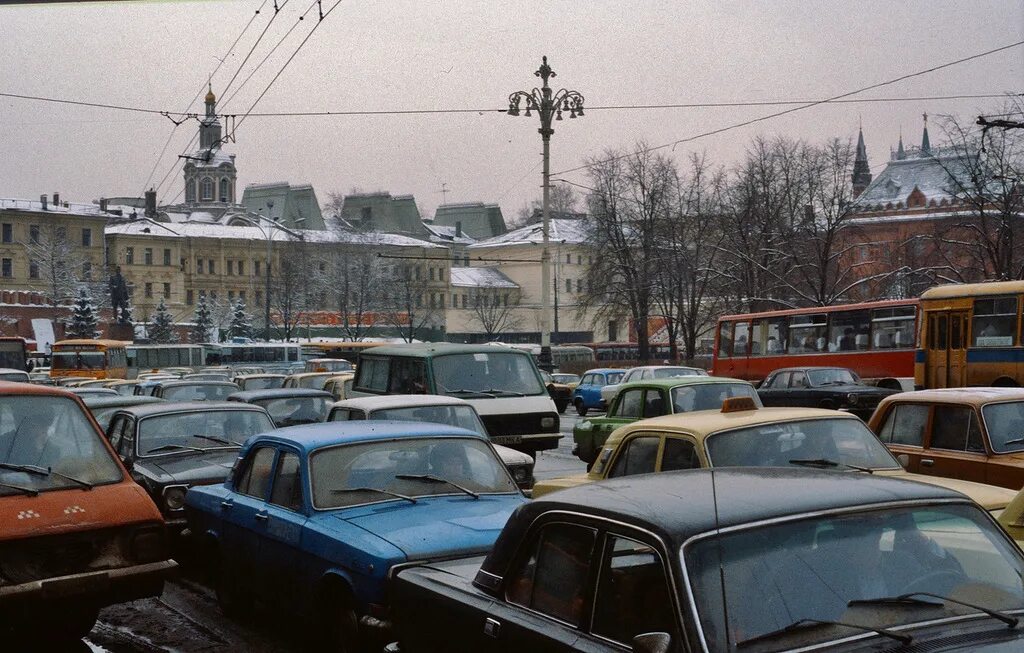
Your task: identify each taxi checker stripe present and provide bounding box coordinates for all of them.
[16,510,40,519]
[63,505,87,514]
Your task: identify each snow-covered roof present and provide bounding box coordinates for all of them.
[0,198,111,219]
[469,218,590,249]
[422,223,476,245]
[104,220,443,248]
[850,149,974,212]
[450,267,518,289]
[185,149,235,167]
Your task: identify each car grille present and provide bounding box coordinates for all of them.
[481,412,558,437]
[0,529,123,585]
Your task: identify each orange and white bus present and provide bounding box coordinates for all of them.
[50,339,129,380]
[712,299,919,389]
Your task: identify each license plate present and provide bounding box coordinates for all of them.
[492,435,523,445]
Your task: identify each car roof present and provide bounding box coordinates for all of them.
[248,420,485,454]
[616,376,749,391]
[582,368,628,376]
[879,387,1024,407]
[331,394,471,411]
[234,373,286,380]
[112,401,269,418]
[768,366,854,374]
[629,365,703,372]
[479,468,965,583]
[286,371,336,378]
[608,406,859,442]
[0,380,81,397]
[229,388,334,401]
[158,380,238,387]
[81,395,166,408]
[0,368,28,375]
[359,343,533,358]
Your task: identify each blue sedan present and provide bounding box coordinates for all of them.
[572,368,626,415]
[184,421,526,649]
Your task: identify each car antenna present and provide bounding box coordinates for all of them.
[709,464,731,650]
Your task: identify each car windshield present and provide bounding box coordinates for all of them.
[982,401,1024,453]
[160,383,238,401]
[807,368,860,386]
[670,383,762,412]
[367,405,487,437]
[706,418,899,470]
[243,376,284,391]
[607,372,625,385]
[310,436,516,509]
[552,374,580,384]
[0,395,122,493]
[652,367,703,378]
[52,351,105,370]
[685,503,1024,652]
[90,406,122,432]
[257,396,330,426]
[298,375,332,390]
[0,372,29,382]
[138,409,273,456]
[433,352,544,397]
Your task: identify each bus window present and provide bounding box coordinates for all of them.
[973,297,1017,347]
[789,314,827,353]
[717,322,733,359]
[828,310,870,352]
[751,318,786,356]
[732,322,750,357]
[872,306,916,349]
[929,314,948,350]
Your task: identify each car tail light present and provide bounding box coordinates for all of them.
[131,526,168,563]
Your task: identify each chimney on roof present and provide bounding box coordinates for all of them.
[145,188,157,218]
[455,221,462,238]
[53,192,60,206]
[40,194,48,211]
[99,198,108,213]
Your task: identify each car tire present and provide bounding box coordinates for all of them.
[556,399,569,414]
[215,556,252,619]
[320,585,361,653]
[575,399,588,417]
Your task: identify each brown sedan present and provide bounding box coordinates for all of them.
[869,387,1024,490]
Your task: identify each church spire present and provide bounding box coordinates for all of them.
[921,112,931,153]
[852,126,872,198]
[896,127,906,160]
[199,85,222,150]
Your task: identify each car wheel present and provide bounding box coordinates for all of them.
[575,399,588,416]
[556,399,569,414]
[320,585,361,653]
[215,556,252,619]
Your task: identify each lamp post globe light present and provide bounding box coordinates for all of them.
[507,55,584,372]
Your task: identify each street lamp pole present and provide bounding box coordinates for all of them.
[507,56,584,371]
[264,200,274,342]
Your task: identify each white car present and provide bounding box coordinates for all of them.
[599,364,708,406]
[327,394,536,492]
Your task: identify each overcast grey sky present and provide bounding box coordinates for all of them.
[1,0,1021,223]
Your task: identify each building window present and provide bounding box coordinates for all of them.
[255,291,262,306]
[28,262,39,279]
[462,294,467,308]
[414,266,421,280]
[219,178,231,202]
[185,178,196,202]
[126,247,135,264]
[201,177,214,201]
[565,279,572,293]
[239,290,246,302]
[29,225,39,244]
[227,260,234,275]
[463,256,469,266]
[1,223,11,243]
[1,258,11,278]
[163,283,171,299]
[254,260,261,276]
[186,290,194,305]
[429,267,435,281]
[319,261,326,273]
[228,290,235,302]
[83,261,92,281]
[144,282,153,298]
[144,248,153,265]
[438,268,444,282]
[577,254,582,265]
[208,260,215,274]
[577,279,583,293]
[566,253,571,264]
[81,228,92,247]
[238,261,245,276]
[163,249,171,266]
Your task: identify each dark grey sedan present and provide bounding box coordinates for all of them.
[757,366,897,419]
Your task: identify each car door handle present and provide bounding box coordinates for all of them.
[220,500,233,510]
[920,459,935,467]
[483,617,501,638]
[254,512,269,522]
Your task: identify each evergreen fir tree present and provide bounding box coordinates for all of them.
[66,287,100,339]
[228,299,253,340]
[148,299,175,344]
[191,295,214,343]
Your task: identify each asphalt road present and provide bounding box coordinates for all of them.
[69,413,590,653]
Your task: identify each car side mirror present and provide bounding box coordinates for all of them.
[897,453,910,469]
[632,632,672,653]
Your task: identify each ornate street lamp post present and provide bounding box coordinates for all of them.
[507,56,584,371]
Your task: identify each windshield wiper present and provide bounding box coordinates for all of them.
[736,618,912,649]
[1003,437,1024,446]
[395,473,479,499]
[331,487,417,504]
[145,444,208,454]
[190,434,239,446]
[444,388,496,398]
[788,458,875,474]
[850,592,1018,628]
[0,480,39,496]
[484,388,525,397]
[0,462,93,489]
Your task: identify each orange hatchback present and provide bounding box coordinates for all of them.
[870,388,1024,490]
[0,382,176,641]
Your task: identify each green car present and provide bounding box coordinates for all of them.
[572,376,762,465]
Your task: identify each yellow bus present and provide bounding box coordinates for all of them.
[917,280,1024,388]
[50,339,129,380]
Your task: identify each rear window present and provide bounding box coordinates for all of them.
[670,383,761,412]
[0,395,123,494]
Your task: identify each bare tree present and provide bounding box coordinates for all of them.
[380,262,444,342]
[21,224,88,306]
[468,290,523,340]
[513,185,580,227]
[318,250,387,341]
[270,247,313,341]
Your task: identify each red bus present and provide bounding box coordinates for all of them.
[712,299,919,389]
[0,337,29,371]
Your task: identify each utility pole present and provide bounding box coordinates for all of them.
[507,56,584,371]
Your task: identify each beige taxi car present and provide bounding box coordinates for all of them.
[533,398,1016,514]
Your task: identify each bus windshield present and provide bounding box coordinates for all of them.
[432,352,545,397]
[52,351,105,370]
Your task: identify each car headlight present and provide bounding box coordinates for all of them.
[541,416,556,429]
[512,466,528,482]
[162,485,188,512]
[846,393,859,405]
